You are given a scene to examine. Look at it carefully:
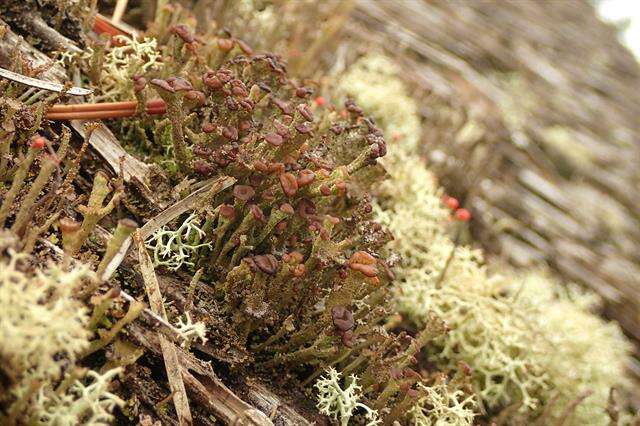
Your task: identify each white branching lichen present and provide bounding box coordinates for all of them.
[35,368,125,426]
[341,53,633,424]
[0,245,122,423]
[174,312,208,348]
[56,35,162,101]
[145,212,211,270]
[100,35,162,99]
[0,249,92,389]
[410,376,475,426]
[315,367,381,426]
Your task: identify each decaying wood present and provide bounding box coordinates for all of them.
[243,380,313,426]
[17,11,82,54]
[182,373,273,426]
[0,18,66,82]
[133,226,275,425]
[70,120,151,184]
[127,321,276,426]
[135,230,193,426]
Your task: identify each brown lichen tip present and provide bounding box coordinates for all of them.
[264,132,283,147]
[296,169,315,187]
[217,37,234,52]
[295,122,313,135]
[295,87,313,98]
[272,98,292,115]
[166,77,193,92]
[150,78,175,93]
[329,123,344,135]
[201,122,216,134]
[273,120,291,140]
[132,75,147,93]
[250,204,266,223]
[279,203,295,215]
[291,264,306,277]
[151,77,194,94]
[344,99,363,116]
[296,104,314,122]
[59,217,81,234]
[348,251,378,278]
[331,306,354,332]
[172,24,195,44]
[235,38,253,55]
[279,173,298,198]
[341,329,355,347]
[185,90,206,106]
[202,71,223,89]
[219,203,236,220]
[222,126,238,141]
[232,184,255,202]
[283,251,303,264]
[251,254,279,275]
[118,218,139,230]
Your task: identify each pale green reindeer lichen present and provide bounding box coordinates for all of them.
[340,53,633,423]
[315,367,381,426]
[34,368,124,426]
[0,241,121,423]
[410,375,475,426]
[145,212,210,270]
[174,312,208,349]
[57,35,162,102]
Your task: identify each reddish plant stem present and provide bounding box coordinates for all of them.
[45,99,167,120]
[93,14,130,45]
[48,98,165,113]
[46,107,166,120]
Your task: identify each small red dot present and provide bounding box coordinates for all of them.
[455,208,471,222]
[314,96,326,107]
[31,136,46,149]
[443,195,459,210]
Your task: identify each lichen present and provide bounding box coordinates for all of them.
[315,367,381,426]
[174,312,208,348]
[410,375,475,426]
[35,368,124,426]
[0,239,121,423]
[145,212,210,270]
[340,53,633,423]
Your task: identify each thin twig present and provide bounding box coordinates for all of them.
[135,230,193,426]
[112,0,130,25]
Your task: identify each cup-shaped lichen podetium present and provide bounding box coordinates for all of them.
[150,77,196,173]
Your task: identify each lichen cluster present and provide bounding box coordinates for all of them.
[2,4,469,423]
[0,235,122,424]
[339,53,633,424]
[0,2,636,425]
